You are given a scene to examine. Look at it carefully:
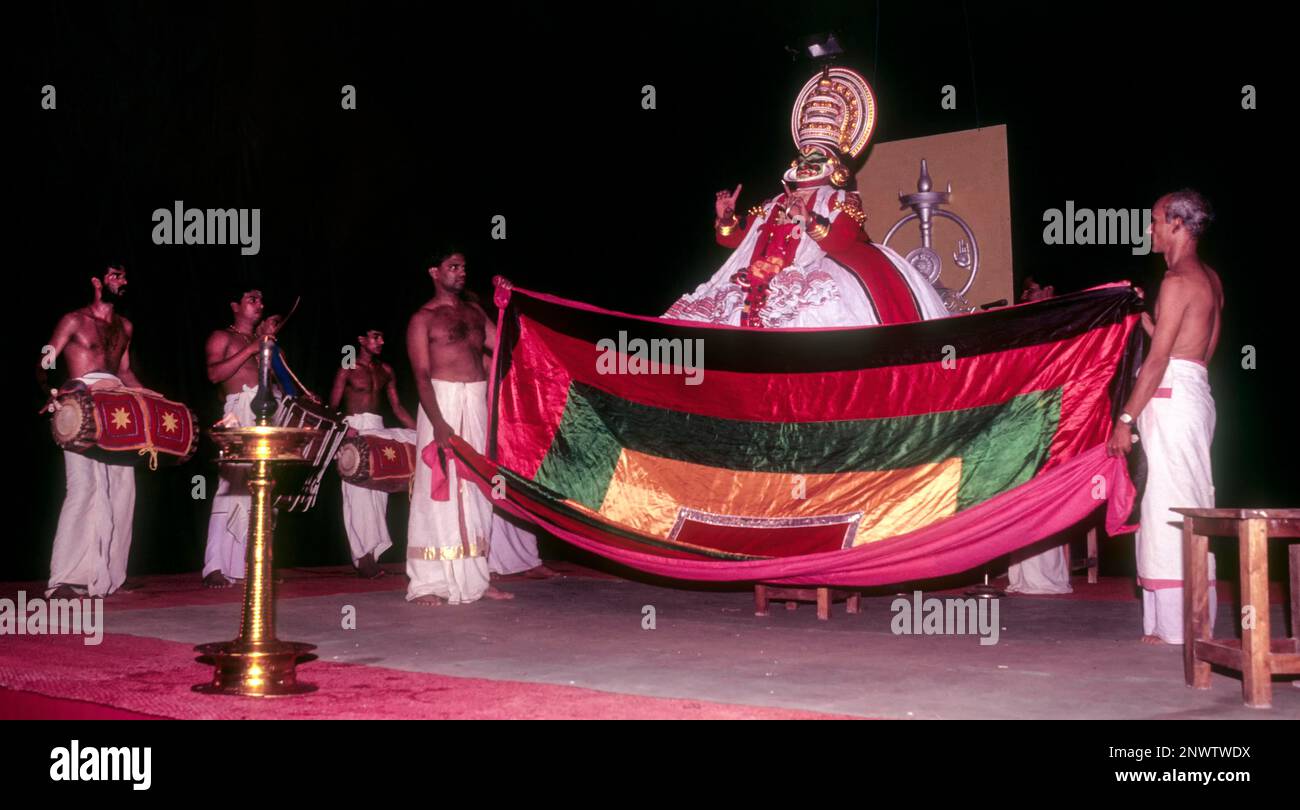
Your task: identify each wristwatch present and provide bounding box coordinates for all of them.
[1118,412,1134,425]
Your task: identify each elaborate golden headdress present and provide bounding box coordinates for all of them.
[783,66,878,188]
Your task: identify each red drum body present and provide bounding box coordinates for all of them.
[51,387,199,467]
[335,434,415,493]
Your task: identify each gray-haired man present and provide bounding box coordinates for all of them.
[1107,189,1223,645]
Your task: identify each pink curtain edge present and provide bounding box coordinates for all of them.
[455,444,1137,588]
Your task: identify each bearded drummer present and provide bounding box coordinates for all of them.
[202,286,280,588]
[38,263,150,598]
[328,327,416,578]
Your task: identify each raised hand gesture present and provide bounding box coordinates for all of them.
[715,184,742,222]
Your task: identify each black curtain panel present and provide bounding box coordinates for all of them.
[10,2,1291,581]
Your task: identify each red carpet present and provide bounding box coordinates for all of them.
[0,633,859,720]
[2,567,1284,719]
[0,688,164,720]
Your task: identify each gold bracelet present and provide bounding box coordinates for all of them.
[807,217,831,240]
[716,215,740,237]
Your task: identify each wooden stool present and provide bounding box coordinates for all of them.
[1069,526,1101,584]
[1086,526,1099,585]
[1174,508,1300,708]
[754,584,861,621]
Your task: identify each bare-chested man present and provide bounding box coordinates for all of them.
[1107,190,1223,645]
[404,250,528,605]
[202,288,280,588]
[329,328,416,578]
[40,263,149,598]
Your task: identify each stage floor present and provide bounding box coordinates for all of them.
[2,565,1296,719]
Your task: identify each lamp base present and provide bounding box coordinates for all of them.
[193,640,318,697]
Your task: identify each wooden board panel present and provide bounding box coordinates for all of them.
[857,125,1013,309]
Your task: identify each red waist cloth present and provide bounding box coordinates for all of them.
[421,443,450,501]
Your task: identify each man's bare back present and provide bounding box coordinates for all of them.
[1110,192,1225,462]
[1105,191,1224,644]
[1157,260,1222,365]
[1112,194,1225,468]
[1140,258,1221,646]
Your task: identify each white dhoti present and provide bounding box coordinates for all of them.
[406,381,492,604]
[47,372,136,597]
[489,509,542,575]
[341,412,415,564]
[1136,359,1217,644]
[1006,539,1073,595]
[203,385,257,581]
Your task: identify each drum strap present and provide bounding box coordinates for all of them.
[123,390,161,470]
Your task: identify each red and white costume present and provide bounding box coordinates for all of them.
[666,67,948,328]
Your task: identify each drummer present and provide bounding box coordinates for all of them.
[201,286,280,588]
[38,262,149,598]
[328,327,416,578]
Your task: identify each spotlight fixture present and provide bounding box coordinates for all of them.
[787,32,844,64]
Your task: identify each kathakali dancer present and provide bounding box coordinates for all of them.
[666,66,948,328]
[329,327,416,578]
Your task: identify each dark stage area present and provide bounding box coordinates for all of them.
[7,3,1298,729]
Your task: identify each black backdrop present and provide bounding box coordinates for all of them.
[9,2,1293,582]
